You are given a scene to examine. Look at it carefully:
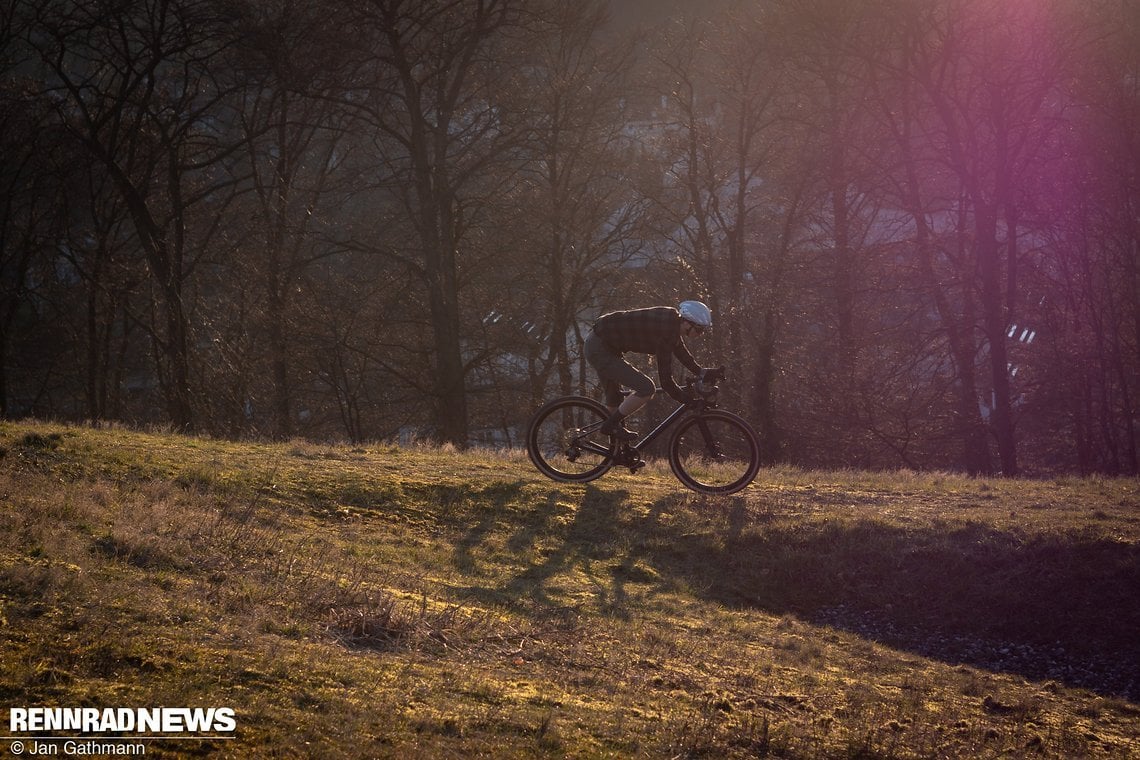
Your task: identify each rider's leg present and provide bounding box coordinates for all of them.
[604,394,651,439]
[586,332,652,440]
[602,391,651,442]
[601,368,655,440]
[617,392,649,418]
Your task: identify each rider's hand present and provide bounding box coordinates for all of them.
[700,366,725,383]
[695,367,722,395]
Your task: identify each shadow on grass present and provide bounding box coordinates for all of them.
[458,487,1139,701]
[454,486,632,611]
[649,502,1140,701]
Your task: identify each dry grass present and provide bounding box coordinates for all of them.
[1,419,1138,758]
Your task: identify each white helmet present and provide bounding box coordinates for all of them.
[678,300,713,329]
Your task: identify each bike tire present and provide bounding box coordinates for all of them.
[668,409,761,495]
[526,396,615,483]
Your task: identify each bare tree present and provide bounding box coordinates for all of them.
[0,6,49,417]
[223,0,361,438]
[863,0,995,472]
[23,0,245,429]
[512,0,648,403]
[652,16,719,303]
[904,0,1077,474]
[755,0,911,466]
[649,7,802,459]
[342,0,521,446]
[1020,0,1140,472]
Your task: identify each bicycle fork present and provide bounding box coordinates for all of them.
[694,417,726,461]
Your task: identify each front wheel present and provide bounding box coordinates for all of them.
[669,409,761,495]
[526,396,615,483]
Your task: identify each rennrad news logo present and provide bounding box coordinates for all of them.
[9,707,236,734]
[6,707,236,756]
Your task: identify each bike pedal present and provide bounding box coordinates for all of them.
[627,458,646,473]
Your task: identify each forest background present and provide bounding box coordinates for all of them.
[3,0,1139,476]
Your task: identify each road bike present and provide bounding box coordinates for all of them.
[525,368,761,495]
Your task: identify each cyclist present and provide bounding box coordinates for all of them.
[585,300,716,441]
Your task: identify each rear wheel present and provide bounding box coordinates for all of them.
[526,396,614,483]
[669,409,760,495]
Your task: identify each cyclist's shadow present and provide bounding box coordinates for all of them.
[502,485,629,610]
[501,487,688,618]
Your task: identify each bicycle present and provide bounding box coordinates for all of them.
[525,368,761,495]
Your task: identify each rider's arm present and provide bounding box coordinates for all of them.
[656,351,690,403]
[657,326,704,402]
[673,338,702,376]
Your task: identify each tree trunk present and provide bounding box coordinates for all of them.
[426,245,468,445]
[976,204,1017,474]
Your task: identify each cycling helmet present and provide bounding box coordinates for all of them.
[678,300,713,329]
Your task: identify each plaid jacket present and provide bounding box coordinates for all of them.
[592,307,703,398]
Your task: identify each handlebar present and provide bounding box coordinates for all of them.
[689,365,727,398]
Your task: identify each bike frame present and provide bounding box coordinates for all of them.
[574,397,709,460]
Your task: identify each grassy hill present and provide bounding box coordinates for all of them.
[1,420,1138,758]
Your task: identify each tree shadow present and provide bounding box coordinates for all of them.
[447,483,1139,700]
[644,513,1140,701]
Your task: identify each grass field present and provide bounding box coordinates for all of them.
[1,419,1138,758]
